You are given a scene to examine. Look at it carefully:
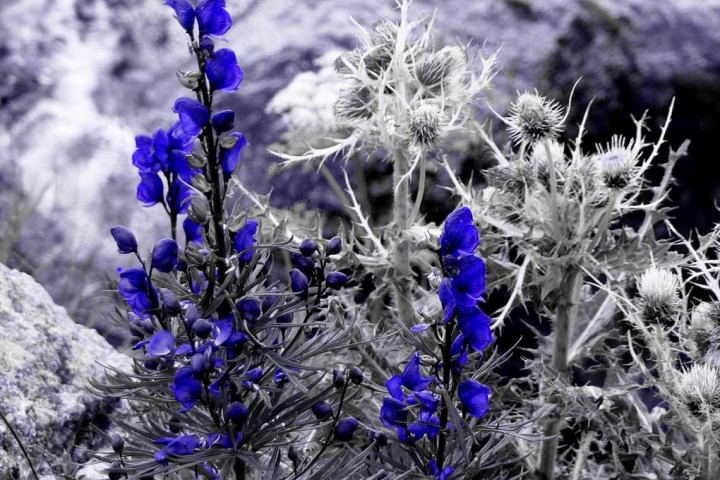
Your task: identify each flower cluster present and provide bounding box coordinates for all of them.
[379,207,493,477]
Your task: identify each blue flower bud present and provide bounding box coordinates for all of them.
[110,225,138,254]
[325,272,349,290]
[111,434,125,454]
[227,402,248,424]
[237,298,260,322]
[334,417,359,442]
[199,35,214,56]
[107,461,123,480]
[211,110,235,133]
[192,318,212,339]
[290,269,309,294]
[151,238,179,273]
[333,368,345,388]
[370,431,387,447]
[291,253,314,275]
[326,236,342,255]
[159,289,182,314]
[299,238,318,257]
[311,402,332,420]
[349,366,363,385]
[190,353,209,377]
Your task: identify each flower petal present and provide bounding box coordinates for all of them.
[164,0,196,35]
[402,352,433,392]
[458,380,491,419]
[173,98,210,136]
[196,0,231,37]
[206,49,243,92]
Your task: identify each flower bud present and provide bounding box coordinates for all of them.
[326,236,342,255]
[594,136,638,190]
[211,110,235,133]
[192,318,213,339]
[151,238,179,273]
[160,289,182,315]
[299,238,318,257]
[334,84,376,122]
[311,402,333,420]
[348,366,363,385]
[288,445,300,462]
[227,402,249,424]
[110,225,138,254]
[507,90,564,145]
[290,269,309,295]
[111,434,124,454]
[325,271,349,290]
[107,461,123,480]
[637,267,681,325]
[408,104,446,148]
[676,364,720,416]
[334,417,359,442]
[333,368,345,388]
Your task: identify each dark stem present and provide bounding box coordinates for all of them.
[436,319,454,470]
[0,409,39,480]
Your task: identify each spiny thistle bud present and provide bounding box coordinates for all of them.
[594,136,638,190]
[408,104,446,147]
[636,267,681,326]
[691,302,720,361]
[415,46,466,98]
[507,90,564,145]
[676,364,720,416]
[363,20,399,77]
[334,84,377,122]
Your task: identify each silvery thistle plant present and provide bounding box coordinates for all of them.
[93,2,370,478]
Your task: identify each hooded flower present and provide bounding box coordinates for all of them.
[234,219,258,263]
[458,380,491,419]
[439,207,479,258]
[206,49,244,92]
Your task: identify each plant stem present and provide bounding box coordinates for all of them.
[0,409,39,480]
[436,319,454,470]
[392,147,414,327]
[538,267,583,480]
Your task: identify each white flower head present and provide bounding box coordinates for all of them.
[637,267,681,325]
[676,364,720,414]
[594,135,638,190]
[506,90,565,145]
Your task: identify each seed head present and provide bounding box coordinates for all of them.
[594,136,638,190]
[408,103,447,147]
[637,267,681,325]
[676,364,720,415]
[415,46,466,98]
[507,90,565,145]
[334,84,377,122]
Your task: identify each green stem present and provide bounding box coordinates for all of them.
[392,147,414,327]
[436,319,454,470]
[538,267,583,480]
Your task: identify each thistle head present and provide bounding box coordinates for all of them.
[408,103,447,147]
[507,90,565,145]
[414,46,467,99]
[334,84,377,122]
[594,135,638,190]
[676,364,720,416]
[636,267,681,326]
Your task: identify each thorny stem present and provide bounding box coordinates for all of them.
[393,147,414,327]
[538,267,583,480]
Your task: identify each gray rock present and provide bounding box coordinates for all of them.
[0,263,131,479]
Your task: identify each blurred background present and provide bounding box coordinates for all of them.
[1,0,719,343]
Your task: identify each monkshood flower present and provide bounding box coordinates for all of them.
[174,98,210,136]
[233,219,258,263]
[207,49,244,92]
[165,0,231,38]
[439,207,479,259]
[458,380,491,418]
[151,238,179,273]
[110,225,138,254]
[153,434,201,465]
[117,266,158,317]
[219,132,247,176]
[429,459,454,480]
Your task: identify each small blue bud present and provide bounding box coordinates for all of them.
[290,269,309,294]
[110,225,138,254]
[159,289,181,314]
[299,238,318,257]
[348,366,363,385]
[334,417,359,442]
[311,402,332,420]
[227,402,249,424]
[333,368,345,389]
[151,238,179,273]
[192,318,212,339]
[326,236,342,255]
[291,253,314,275]
[111,434,125,454]
[211,110,235,133]
[325,272,349,290]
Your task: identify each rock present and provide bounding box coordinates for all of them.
[0,262,131,479]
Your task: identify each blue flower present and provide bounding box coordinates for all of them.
[211,110,235,133]
[152,238,179,273]
[118,267,158,317]
[237,298,260,322]
[334,417,359,442]
[450,333,467,374]
[183,217,204,244]
[164,0,196,36]
[380,396,408,430]
[173,98,210,136]
[457,307,493,353]
[219,132,247,176]
[326,236,342,255]
[407,410,440,441]
[206,49,243,92]
[439,207,479,258]
[136,172,164,206]
[458,380,491,419]
[196,0,232,37]
[386,352,433,400]
[227,402,248,424]
[299,238,318,257]
[153,434,201,464]
[438,257,486,315]
[429,459,454,480]
[147,330,175,357]
[233,219,258,263]
[110,225,138,254]
[170,367,202,412]
[212,319,248,347]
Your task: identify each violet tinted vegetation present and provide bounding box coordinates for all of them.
[2,0,702,479]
